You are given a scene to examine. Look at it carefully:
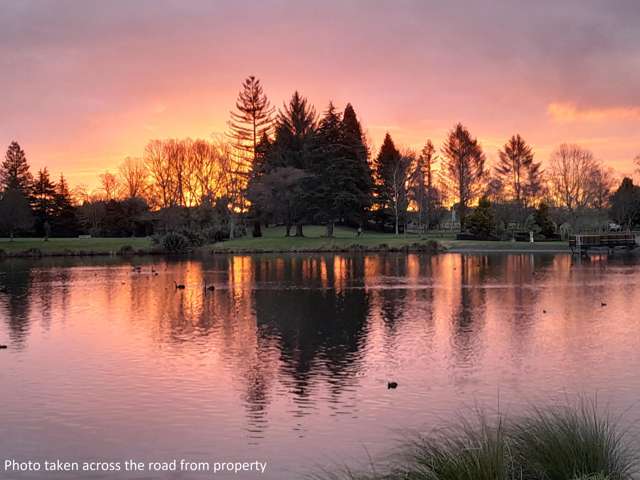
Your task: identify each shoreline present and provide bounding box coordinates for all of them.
[0,243,576,258]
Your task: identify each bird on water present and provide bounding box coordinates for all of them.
[174,281,185,290]
[387,381,398,389]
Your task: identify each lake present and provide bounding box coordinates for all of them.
[1,253,640,479]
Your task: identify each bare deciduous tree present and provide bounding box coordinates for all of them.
[118,157,148,199]
[99,171,120,201]
[191,139,219,202]
[409,140,439,232]
[588,165,616,210]
[547,144,612,213]
[389,153,412,235]
[216,139,246,239]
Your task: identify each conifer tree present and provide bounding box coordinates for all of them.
[265,91,317,236]
[246,132,273,237]
[309,103,347,236]
[270,91,317,171]
[0,188,33,239]
[53,174,79,236]
[341,103,373,226]
[374,133,411,234]
[374,133,402,212]
[495,134,542,205]
[228,76,275,169]
[32,168,57,236]
[441,123,486,228]
[1,141,33,195]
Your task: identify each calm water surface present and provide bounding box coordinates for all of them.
[1,253,640,478]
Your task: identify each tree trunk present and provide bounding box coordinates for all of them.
[252,220,262,238]
[295,223,304,237]
[229,214,235,240]
[10,231,14,242]
[394,209,399,236]
[285,224,291,237]
[326,222,334,237]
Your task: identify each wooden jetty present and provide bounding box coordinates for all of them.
[569,232,638,254]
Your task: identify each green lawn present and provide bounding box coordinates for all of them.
[211,225,569,252]
[444,239,569,252]
[0,228,570,255]
[0,237,152,254]
[209,225,448,251]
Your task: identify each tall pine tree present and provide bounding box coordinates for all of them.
[373,133,411,234]
[228,76,275,170]
[495,134,542,206]
[265,91,317,236]
[341,103,373,226]
[374,133,401,213]
[441,124,486,228]
[269,91,317,171]
[246,132,273,237]
[308,103,347,237]
[32,168,57,237]
[52,174,79,236]
[1,141,33,195]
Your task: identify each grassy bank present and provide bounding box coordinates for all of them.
[0,227,570,257]
[210,225,569,253]
[0,237,153,256]
[209,225,447,253]
[315,402,636,480]
[444,240,569,253]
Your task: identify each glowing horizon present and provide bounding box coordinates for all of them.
[2,0,639,190]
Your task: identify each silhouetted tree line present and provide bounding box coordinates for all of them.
[0,142,78,239]
[2,75,640,241]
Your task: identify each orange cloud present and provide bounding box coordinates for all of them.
[547,102,640,122]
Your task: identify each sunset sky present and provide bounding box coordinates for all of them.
[1,0,639,189]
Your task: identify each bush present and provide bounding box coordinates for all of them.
[150,233,163,245]
[178,228,206,247]
[409,241,440,252]
[456,232,478,240]
[511,403,634,480]
[160,232,190,254]
[534,202,556,238]
[202,226,228,243]
[400,415,513,480]
[316,401,636,480]
[465,197,496,240]
[118,245,135,256]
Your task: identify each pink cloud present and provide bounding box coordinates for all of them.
[548,102,640,122]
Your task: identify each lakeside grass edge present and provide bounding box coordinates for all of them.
[311,401,638,480]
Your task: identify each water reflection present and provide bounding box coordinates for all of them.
[1,252,640,479]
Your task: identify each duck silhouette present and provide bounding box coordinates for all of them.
[601,302,607,307]
[204,283,215,292]
[0,345,7,349]
[174,281,185,290]
[387,381,398,389]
